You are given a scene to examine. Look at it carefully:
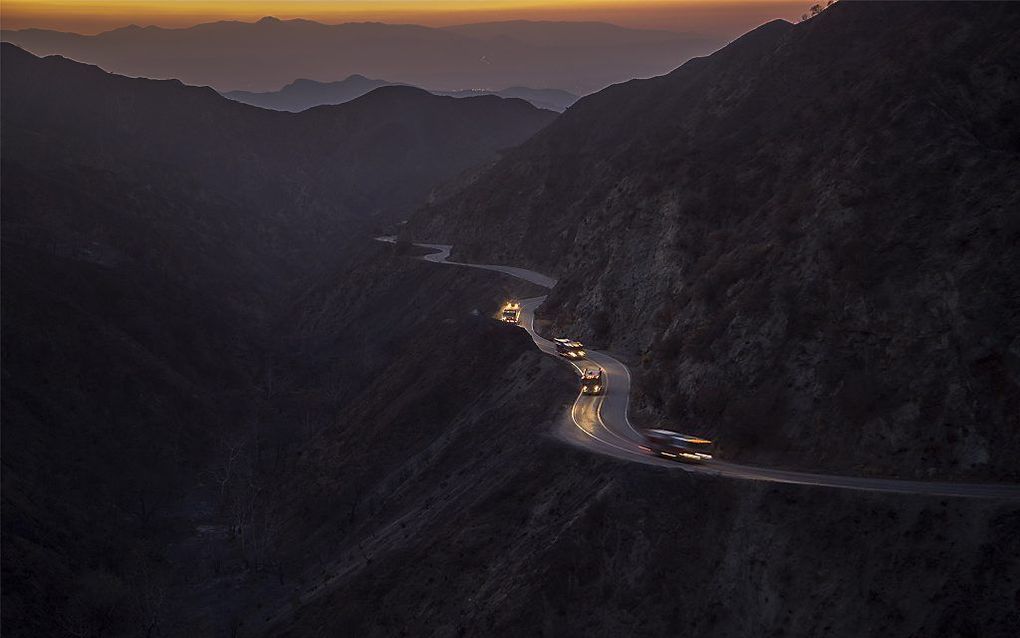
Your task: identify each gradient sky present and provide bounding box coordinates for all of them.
[2,1,807,36]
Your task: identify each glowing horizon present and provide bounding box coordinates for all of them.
[2,1,805,36]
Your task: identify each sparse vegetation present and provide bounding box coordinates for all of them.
[801,0,838,23]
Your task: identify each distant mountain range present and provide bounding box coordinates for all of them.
[224,76,579,112]
[0,17,719,95]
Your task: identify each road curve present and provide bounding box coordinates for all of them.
[378,237,1020,500]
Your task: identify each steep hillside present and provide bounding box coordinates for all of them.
[0,45,552,636]
[196,241,1019,638]
[94,239,1019,638]
[0,17,719,94]
[411,1,1020,480]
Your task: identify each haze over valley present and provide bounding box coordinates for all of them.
[0,17,719,95]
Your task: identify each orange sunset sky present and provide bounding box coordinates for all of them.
[2,1,807,35]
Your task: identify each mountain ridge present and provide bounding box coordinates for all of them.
[1,42,556,227]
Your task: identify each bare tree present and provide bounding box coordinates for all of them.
[249,504,283,573]
[207,434,246,505]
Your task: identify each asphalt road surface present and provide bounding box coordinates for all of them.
[378,237,1020,499]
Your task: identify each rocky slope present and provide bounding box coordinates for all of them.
[410,1,1020,481]
[198,242,1020,638]
[91,238,1019,638]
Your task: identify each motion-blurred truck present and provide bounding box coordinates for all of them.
[640,429,714,462]
[554,338,586,359]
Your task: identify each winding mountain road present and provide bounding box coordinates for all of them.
[383,238,1020,499]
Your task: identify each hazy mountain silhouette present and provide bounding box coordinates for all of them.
[0,17,719,94]
[412,1,1020,479]
[225,76,579,112]
[224,75,396,111]
[434,86,578,112]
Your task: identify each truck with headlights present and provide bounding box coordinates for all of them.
[500,301,521,324]
[580,367,605,395]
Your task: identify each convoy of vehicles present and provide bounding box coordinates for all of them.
[580,367,605,395]
[490,306,717,462]
[500,301,521,324]
[554,338,586,359]
[640,429,714,462]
